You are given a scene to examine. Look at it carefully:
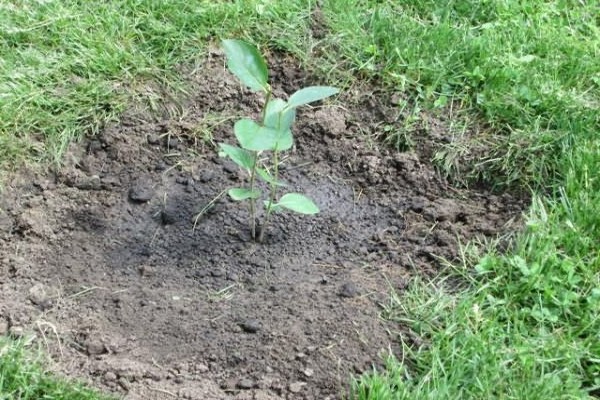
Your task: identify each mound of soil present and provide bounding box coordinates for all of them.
[0,50,524,399]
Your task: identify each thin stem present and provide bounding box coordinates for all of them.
[258,148,279,243]
[248,88,272,240]
[247,88,273,242]
[261,87,272,122]
[248,151,258,239]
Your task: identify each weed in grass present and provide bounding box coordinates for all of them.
[217,39,338,242]
[190,113,237,150]
[380,97,420,151]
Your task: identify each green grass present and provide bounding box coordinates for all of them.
[2,0,600,399]
[323,0,600,187]
[0,338,114,400]
[336,1,600,398]
[0,0,315,169]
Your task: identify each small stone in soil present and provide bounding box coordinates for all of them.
[104,371,117,382]
[138,265,154,277]
[289,381,306,393]
[339,282,360,298]
[28,283,53,306]
[220,378,237,390]
[118,377,131,391]
[303,368,314,377]
[254,390,278,400]
[128,181,154,202]
[196,363,209,373]
[75,175,101,191]
[236,378,255,390]
[155,161,167,171]
[199,170,214,182]
[239,319,261,333]
[147,134,161,145]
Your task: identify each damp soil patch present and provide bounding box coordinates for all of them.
[0,50,526,400]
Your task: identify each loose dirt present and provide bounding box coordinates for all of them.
[0,49,525,399]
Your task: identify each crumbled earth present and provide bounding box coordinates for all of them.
[0,49,525,399]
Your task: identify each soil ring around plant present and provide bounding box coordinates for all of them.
[0,50,526,400]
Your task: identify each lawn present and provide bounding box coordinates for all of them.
[0,337,113,400]
[1,0,599,399]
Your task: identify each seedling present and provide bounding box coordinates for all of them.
[218,39,339,242]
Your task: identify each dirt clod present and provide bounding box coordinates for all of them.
[86,339,106,355]
[339,282,360,298]
[147,135,161,145]
[27,283,56,307]
[237,379,255,390]
[314,108,346,137]
[197,363,209,373]
[239,319,261,334]
[289,382,306,393]
[199,170,215,183]
[104,371,117,382]
[118,377,131,391]
[128,179,154,202]
[75,175,102,191]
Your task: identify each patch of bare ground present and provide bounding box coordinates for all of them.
[0,49,525,399]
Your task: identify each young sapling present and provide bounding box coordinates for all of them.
[217,39,339,242]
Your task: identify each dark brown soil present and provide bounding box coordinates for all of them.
[0,49,525,400]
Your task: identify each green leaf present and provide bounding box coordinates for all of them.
[222,39,269,92]
[264,98,296,131]
[257,168,287,186]
[274,129,293,151]
[234,119,293,151]
[287,86,339,108]
[433,95,448,108]
[263,200,283,213]
[228,188,261,201]
[218,143,255,170]
[274,193,319,214]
